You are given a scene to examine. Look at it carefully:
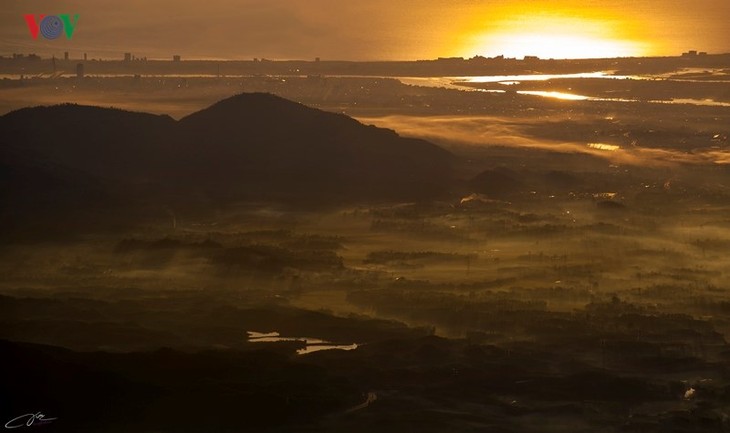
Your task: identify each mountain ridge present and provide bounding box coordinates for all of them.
[0,93,456,236]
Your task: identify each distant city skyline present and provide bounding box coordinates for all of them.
[1,0,729,60]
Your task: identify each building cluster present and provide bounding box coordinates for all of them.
[124,52,181,62]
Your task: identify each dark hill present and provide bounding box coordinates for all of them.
[469,167,525,198]
[178,93,454,202]
[0,146,115,240]
[0,104,177,182]
[0,339,360,432]
[0,104,180,238]
[0,94,456,236]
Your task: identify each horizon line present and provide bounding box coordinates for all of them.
[3,52,729,63]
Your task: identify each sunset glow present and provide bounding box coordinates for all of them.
[471,33,644,59]
[1,0,727,60]
[462,15,648,59]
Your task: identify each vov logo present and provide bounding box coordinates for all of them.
[24,14,80,40]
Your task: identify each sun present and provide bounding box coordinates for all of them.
[482,33,643,59]
[462,14,648,59]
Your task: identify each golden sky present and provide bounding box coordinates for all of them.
[1,0,729,60]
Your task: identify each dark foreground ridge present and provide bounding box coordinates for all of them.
[0,93,455,237]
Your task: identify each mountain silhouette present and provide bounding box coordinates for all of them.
[177,93,454,203]
[469,167,525,198]
[1,104,176,176]
[0,93,455,236]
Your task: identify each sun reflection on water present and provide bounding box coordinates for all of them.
[588,143,621,151]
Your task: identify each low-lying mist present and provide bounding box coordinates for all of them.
[357,114,730,167]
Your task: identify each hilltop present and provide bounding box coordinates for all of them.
[0,93,455,237]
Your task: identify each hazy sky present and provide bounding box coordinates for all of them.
[2,0,729,60]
